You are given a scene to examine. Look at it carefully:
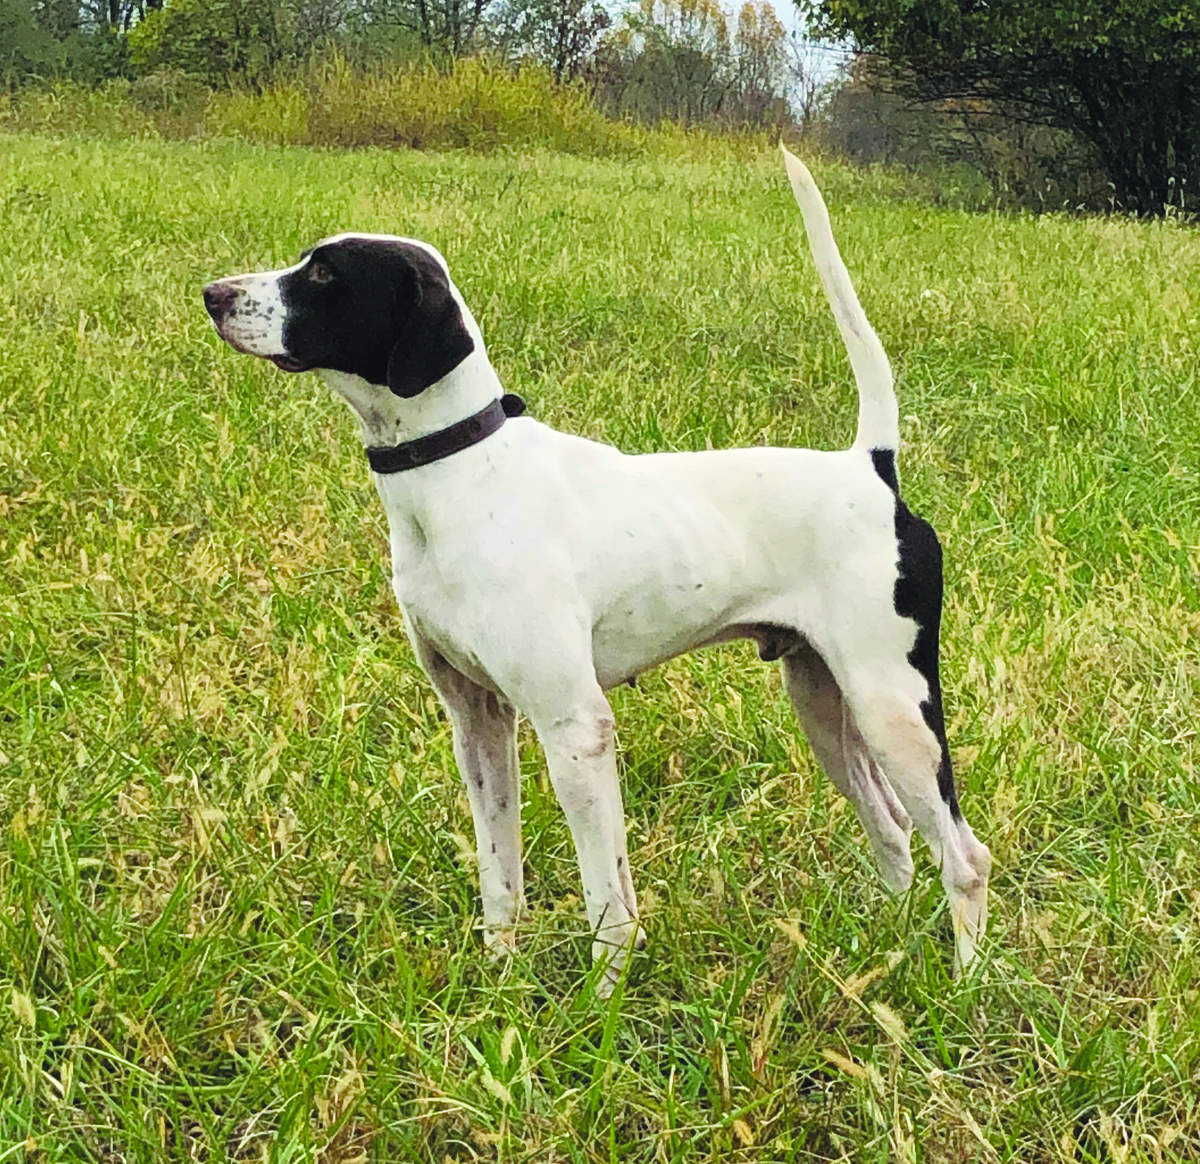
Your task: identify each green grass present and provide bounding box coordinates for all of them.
[1,131,1198,1162]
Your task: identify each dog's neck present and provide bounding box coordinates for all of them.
[318,300,504,448]
[319,353,503,448]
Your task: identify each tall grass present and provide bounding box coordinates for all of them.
[0,54,763,159]
[213,55,648,154]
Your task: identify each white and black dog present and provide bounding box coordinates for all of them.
[203,147,991,990]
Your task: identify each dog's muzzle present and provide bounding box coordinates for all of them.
[202,277,305,370]
[203,281,237,325]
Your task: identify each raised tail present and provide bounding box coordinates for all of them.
[780,145,899,473]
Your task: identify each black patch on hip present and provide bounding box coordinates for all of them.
[870,447,898,493]
[892,497,961,820]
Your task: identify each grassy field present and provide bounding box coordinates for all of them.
[0,131,1198,1162]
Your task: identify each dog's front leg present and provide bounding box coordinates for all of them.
[419,647,526,956]
[529,690,641,994]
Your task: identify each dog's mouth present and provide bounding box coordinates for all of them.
[212,327,310,372]
[270,354,309,373]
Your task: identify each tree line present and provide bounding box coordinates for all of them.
[1,0,805,130]
[4,0,1198,214]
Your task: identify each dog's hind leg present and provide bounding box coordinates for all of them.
[783,643,914,893]
[418,645,527,958]
[815,496,992,970]
[842,671,990,971]
[833,496,992,970]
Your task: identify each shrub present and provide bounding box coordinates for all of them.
[207,53,646,155]
[1,51,767,162]
[128,0,285,86]
[0,74,213,139]
[0,79,144,137]
[130,70,209,117]
[209,81,309,147]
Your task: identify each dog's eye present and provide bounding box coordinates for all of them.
[307,261,335,284]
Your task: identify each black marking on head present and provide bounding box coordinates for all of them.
[278,238,475,396]
[892,499,961,820]
[870,447,898,493]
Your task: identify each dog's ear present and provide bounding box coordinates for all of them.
[385,251,476,398]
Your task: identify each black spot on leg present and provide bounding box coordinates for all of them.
[617,856,623,869]
[490,842,496,854]
[504,879,512,891]
[893,497,961,820]
[497,797,508,811]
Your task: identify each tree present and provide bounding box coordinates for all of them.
[785,31,842,137]
[1,0,141,81]
[601,0,733,123]
[362,0,497,57]
[803,0,1200,214]
[498,0,610,81]
[587,0,794,128]
[77,1,162,33]
[0,0,61,79]
[284,0,358,61]
[728,1,788,124]
[127,0,287,82]
[30,0,79,39]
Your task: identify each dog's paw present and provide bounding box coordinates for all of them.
[483,926,520,962]
[878,852,915,895]
[591,921,646,998]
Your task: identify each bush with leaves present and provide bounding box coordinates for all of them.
[804,0,1200,214]
[127,0,286,85]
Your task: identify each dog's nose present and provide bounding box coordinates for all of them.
[203,281,237,323]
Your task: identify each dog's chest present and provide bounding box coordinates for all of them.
[402,601,502,691]
[382,517,515,694]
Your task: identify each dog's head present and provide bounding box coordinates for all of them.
[202,234,475,398]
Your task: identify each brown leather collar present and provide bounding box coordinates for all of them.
[365,394,526,474]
